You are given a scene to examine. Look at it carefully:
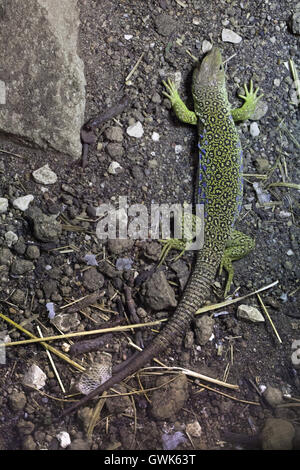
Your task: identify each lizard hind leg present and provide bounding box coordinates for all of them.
[219,230,255,297]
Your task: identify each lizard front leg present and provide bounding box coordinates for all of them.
[162,78,197,125]
[231,80,263,122]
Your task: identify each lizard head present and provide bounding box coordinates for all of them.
[192,47,225,94]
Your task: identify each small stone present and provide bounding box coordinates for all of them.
[263,386,283,406]
[107,161,123,175]
[154,13,178,37]
[222,28,242,44]
[32,164,57,185]
[152,131,160,141]
[261,418,295,450]
[22,435,36,450]
[126,121,144,138]
[23,364,47,390]
[51,312,81,333]
[255,158,270,173]
[106,143,124,158]
[0,197,8,213]
[194,315,215,346]
[250,122,260,137]
[13,195,34,211]
[115,257,133,271]
[202,40,213,53]
[11,259,35,275]
[249,100,268,120]
[107,239,134,255]
[69,438,91,450]
[291,3,300,34]
[151,92,161,104]
[5,231,18,247]
[104,126,123,142]
[26,245,40,260]
[186,420,202,438]
[0,247,13,266]
[10,289,26,306]
[237,304,265,323]
[56,431,71,449]
[82,267,104,291]
[9,390,27,411]
[124,34,133,40]
[142,271,177,310]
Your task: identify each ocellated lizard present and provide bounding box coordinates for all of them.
[60,47,262,419]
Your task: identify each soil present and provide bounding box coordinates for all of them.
[0,0,300,451]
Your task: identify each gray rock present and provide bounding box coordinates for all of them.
[261,418,295,450]
[291,3,300,34]
[222,28,242,43]
[42,279,58,298]
[25,206,62,242]
[107,239,134,255]
[26,245,40,260]
[5,231,18,247]
[151,374,189,420]
[104,126,124,142]
[82,267,105,291]
[194,315,215,346]
[0,0,85,158]
[142,271,177,311]
[11,289,26,306]
[249,100,268,120]
[9,390,27,411]
[32,165,57,185]
[22,436,37,450]
[69,438,91,450]
[115,257,133,271]
[0,247,14,266]
[263,386,283,406]
[12,195,34,211]
[106,143,124,158]
[237,304,265,323]
[23,364,46,390]
[51,312,81,332]
[107,161,123,174]
[0,197,8,213]
[154,13,178,37]
[11,259,35,275]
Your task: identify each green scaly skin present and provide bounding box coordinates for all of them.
[162,48,262,296]
[59,48,262,419]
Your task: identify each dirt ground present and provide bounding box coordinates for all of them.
[0,0,300,451]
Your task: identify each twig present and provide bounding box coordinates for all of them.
[2,317,167,347]
[256,293,282,344]
[0,312,85,371]
[37,326,66,393]
[195,280,278,315]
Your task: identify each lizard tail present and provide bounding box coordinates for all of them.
[59,255,219,419]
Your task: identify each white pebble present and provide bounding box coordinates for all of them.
[124,34,133,40]
[0,197,8,214]
[56,431,71,449]
[23,364,47,390]
[108,161,123,175]
[202,40,213,54]
[13,194,34,211]
[274,78,281,87]
[287,249,294,256]
[250,122,260,137]
[222,28,243,44]
[152,131,160,142]
[175,144,183,154]
[126,121,144,138]
[32,164,57,185]
[5,231,18,247]
[237,304,265,323]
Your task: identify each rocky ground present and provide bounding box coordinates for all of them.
[0,0,300,451]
